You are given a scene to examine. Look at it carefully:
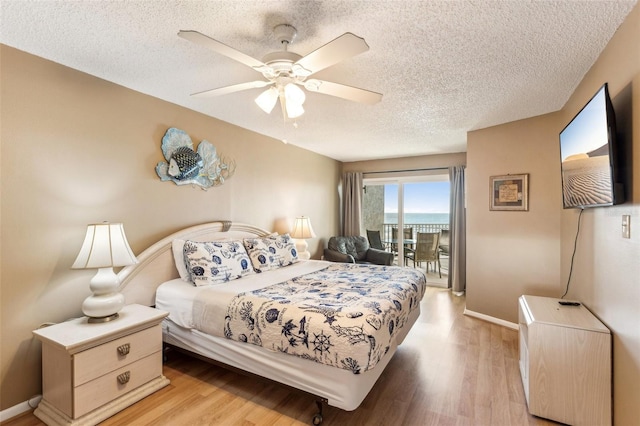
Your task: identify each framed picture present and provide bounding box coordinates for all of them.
[490,174,529,211]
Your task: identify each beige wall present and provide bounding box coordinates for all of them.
[343,152,466,174]
[0,45,341,409]
[466,111,563,319]
[466,4,640,425]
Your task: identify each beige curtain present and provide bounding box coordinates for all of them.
[342,171,363,236]
[448,166,466,294]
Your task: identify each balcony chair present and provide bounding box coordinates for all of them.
[391,227,413,254]
[366,229,385,251]
[439,229,450,268]
[404,232,441,277]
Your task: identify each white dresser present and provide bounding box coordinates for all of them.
[32,304,169,426]
[518,295,611,426]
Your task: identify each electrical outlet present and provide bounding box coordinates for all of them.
[622,215,630,239]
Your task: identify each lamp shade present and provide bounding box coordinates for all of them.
[284,84,305,119]
[290,216,316,239]
[284,83,306,104]
[72,222,137,269]
[285,100,305,119]
[255,87,278,114]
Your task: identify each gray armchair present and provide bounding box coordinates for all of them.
[324,236,394,266]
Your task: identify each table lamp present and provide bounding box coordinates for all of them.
[72,222,138,322]
[290,216,316,260]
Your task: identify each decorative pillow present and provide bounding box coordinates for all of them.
[183,240,254,286]
[243,234,299,272]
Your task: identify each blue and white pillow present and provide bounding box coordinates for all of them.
[183,240,254,286]
[243,234,299,272]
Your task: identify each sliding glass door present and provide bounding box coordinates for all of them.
[362,174,450,268]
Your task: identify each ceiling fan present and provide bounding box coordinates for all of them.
[178,24,382,120]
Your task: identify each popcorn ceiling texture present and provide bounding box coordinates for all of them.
[0,0,636,161]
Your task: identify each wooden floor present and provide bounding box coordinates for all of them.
[5,284,558,426]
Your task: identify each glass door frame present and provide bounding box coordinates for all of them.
[363,172,449,266]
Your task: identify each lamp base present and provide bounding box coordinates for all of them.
[294,239,311,260]
[87,313,120,323]
[83,267,125,321]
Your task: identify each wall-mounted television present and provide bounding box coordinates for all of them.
[559,83,623,209]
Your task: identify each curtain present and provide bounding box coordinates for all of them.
[448,166,466,295]
[342,171,363,236]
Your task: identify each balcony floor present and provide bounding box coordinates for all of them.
[395,255,449,288]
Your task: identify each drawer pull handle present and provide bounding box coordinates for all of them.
[117,343,130,356]
[117,371,130,385]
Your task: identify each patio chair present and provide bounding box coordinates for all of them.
[366,229,385,251]
[404,232,441,277]
[439,229,450,267]
[391,227,413,253]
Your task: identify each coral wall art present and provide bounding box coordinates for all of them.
[156,127,236,189]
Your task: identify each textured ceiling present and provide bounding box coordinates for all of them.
[1,1,636,162]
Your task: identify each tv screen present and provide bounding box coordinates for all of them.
[559,83,622,209]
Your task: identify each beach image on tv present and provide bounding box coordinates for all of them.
[561,151,612,207]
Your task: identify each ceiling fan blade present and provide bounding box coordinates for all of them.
[304,80,382,105]
[178,30,267,70]
[293,33,370,76]
[192,81,272,97]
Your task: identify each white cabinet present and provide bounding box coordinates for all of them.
[32,304,169,426]
[518,295,611,426]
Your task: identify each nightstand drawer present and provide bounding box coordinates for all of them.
[74,351,162,418]
[74,324,162,385]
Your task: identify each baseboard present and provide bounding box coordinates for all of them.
[463,308,519,330]
[0,396,41,422]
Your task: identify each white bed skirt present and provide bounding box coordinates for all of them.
[162,305,420,411]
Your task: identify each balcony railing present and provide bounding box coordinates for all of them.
[381,223,448,243]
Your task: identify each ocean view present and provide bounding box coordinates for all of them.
[384,212,450,224]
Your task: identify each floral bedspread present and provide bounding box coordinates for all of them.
[224,263,426,373]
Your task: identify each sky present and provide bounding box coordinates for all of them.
[560,85,609,161]
[384,181,450,213]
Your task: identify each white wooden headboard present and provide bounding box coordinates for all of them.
[118,221,270,306]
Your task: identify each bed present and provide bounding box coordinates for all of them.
[118,221,427,424]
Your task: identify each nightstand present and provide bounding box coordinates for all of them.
[32,304,170,426]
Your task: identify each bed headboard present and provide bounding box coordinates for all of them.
[118,221,271,306]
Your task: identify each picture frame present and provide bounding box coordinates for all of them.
[490,174,529,211]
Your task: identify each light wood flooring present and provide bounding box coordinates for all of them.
[4,283,558,426]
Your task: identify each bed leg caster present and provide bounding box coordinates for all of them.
[312,400,324,425]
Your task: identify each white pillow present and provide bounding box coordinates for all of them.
[172,239,191,281]
[243,234,299,272]
[183,240,255,286]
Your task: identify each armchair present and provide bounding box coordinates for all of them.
[324,236,394,266]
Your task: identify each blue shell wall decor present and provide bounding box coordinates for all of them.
[156,128,236,189]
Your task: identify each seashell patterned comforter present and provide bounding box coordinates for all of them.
[221,263,426,374]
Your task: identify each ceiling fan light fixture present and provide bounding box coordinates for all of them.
[285,100,304,119]
[284,83,305,104]
[255,87,278,113]
[283,83,305,118]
